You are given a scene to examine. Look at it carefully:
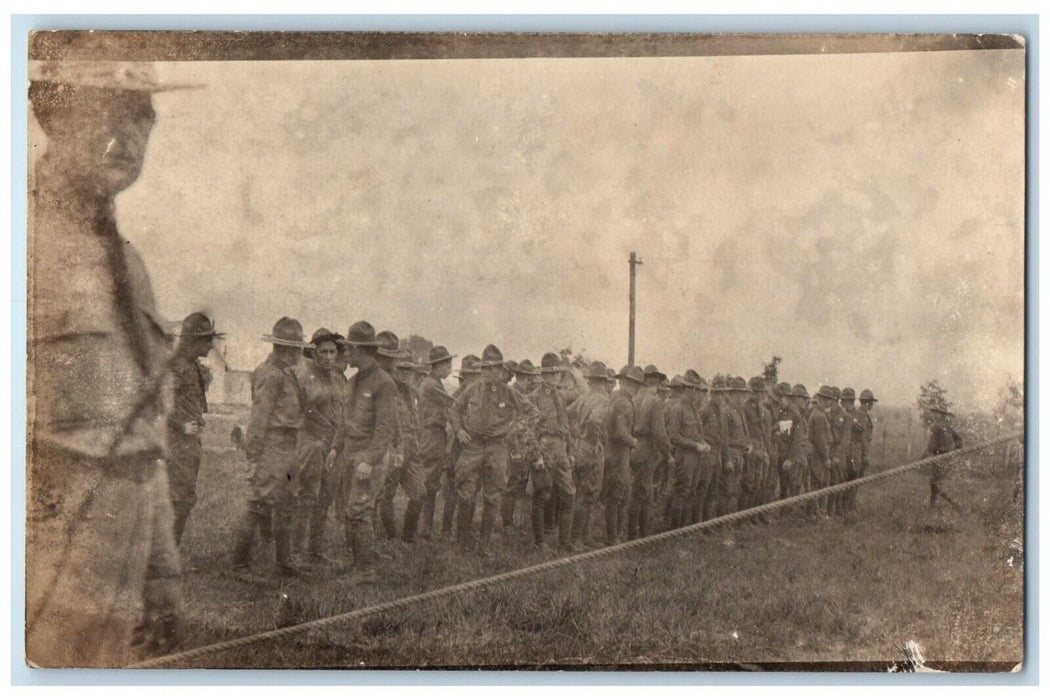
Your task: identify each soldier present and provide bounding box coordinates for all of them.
[840,387,865,516]
[567,361,612,548]
[502,359,540,532]
[924,404,963,508]
[27,61,187,666]
[854,389,878,507]
[528,353,577,550]
[807,386,835,521]
[326,321,397,583]
[231,318,310,581]
[166,313,223,545]
[291,328,347,568]
[788,384,812,508]
[759,380,782,511]
[718,377,750,517]
[375,331,426,543]
[450,345,538,555]
[771,383,803,506]
[602,366,642,545]
[416,346,456,541]
[439,354,482,540]
[627,365,675,538]
[700,377,727,521]
[827,386,852,516]
[665,370,712,529]
[741,377,771,515]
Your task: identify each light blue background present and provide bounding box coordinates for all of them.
[10,13,1038,686]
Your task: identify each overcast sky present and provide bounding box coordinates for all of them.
[31,49,1024,408]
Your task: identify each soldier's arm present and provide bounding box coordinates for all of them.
[651,400,673,457]
[365,377,397,467]
[809,414,830,462]
[245,369,281,462]
[787,414,805,462]
[449,382,470,435]
[607,399,631,446]
[666,402,691,451]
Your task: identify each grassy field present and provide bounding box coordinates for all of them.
[168,410,1024,670]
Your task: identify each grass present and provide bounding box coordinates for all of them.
[168,411,1024,670]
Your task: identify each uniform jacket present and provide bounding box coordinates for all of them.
[807,407,832,464]
[246,353,303,461]
[699,401,726,451]
[291,357,345,442]
[743,398,769,456]
[418,376,453,431]
[604,389,635,448]
[829,403,852,456]
[926,425,963,456]
[568,388,611,445]
[393,378,421,457]
[451,379,537,441]
[530,383,571,439]
[632,388,673,457]
[776,405,808,463]
[30,162,172,460]
[666,396,704,451]
[334,361,397,466]
[168,353,208,433]
[723,402,750,451]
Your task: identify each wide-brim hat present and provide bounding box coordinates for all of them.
[748,376,766,393]
[30,60,203,93]
[815,385,836,400]
[642,364,667,382]
[478,344,505,367]
[261,317,310,348]
[539,352,563,374]
[456,354,482,377]
[727,376,748,392]
[616,365,645,384]
[840,387,857,401]
[513,359,539,376]
[792,384,810,399]
[342,320,380,347]
[177,312,225,339]
[772,382,793,399]
[681,369,703,389]
[427,345,456,365]
[376,330,402,358]
[860,389,878,403]
[583,361,609,379]
[669,375,687,390]
[605,368,618,382]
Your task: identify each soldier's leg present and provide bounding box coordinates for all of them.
[290,441,324,565]
[476,443,509,555]
[270,439,307,575]
[400,449,427,543]
[546,438,576,550]
[376,456,402,540]
[502,458,527,529]
[454,443,485,549]
[440,443,462,538]
[417,428,445,540]
[166,433,202,545]
[27,455,180,667]
[601,447,627,545]
[572,450,603,546]
[343,453,389,578]
[693,452,715,523]
[308,450,339,561]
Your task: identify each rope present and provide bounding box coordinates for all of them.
[128,433,1021,669]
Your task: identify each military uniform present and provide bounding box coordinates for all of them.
[28,137,181,665]
[698,385,727,522]
[166,351,209,544]
[529,375,576,548]
[807,389,833,519]
[449,345,537,551]
[719,378,750,516]
[376,361,427,540]
[601,366,640,545]
[287,332,347,562]
[774,393,808,501]
[741,383,770,512]
[416,348,456,540]
[827,389,851,515]
[925,407,963,506]
[629,370,674,538]
[567,363,611,547]
[333,332,397,569]
[502,360,540,530]
[665,371,709,528]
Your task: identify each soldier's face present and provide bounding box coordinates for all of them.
[861,400,874,412]
[54,88,157,197]
[315,341,338,369]
[274,345,301,367]
[542,372,558,386]
[433,360,452,380]
[482,365,503,384]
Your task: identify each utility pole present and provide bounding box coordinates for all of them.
[628,251,642,366]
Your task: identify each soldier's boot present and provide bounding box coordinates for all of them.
[348,524,378,584]
[230,511,259,571]
[172,503,191,545]
[401,500,422,544]
[557,500,574,551]
[440,492,458,539]
[531,496,547,546]
[604,499,620,546]
[570,503,587,545]
[626,501,640,540]
[378,498,398,540]
[543,495,556,535]
[477,504,498,557]
[307,505,327,560]
[272,518,307,578]
[418,495,436,540]
[455,498,476,551]
[501,491,516,529]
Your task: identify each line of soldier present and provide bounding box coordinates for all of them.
[170,314,882,583]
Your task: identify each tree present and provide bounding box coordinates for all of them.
[557,345,591,369]
[762,356,782,384]
[917,380,950,426]
[404,334,434,363]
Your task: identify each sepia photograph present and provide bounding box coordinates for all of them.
[23,31,1026,672]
